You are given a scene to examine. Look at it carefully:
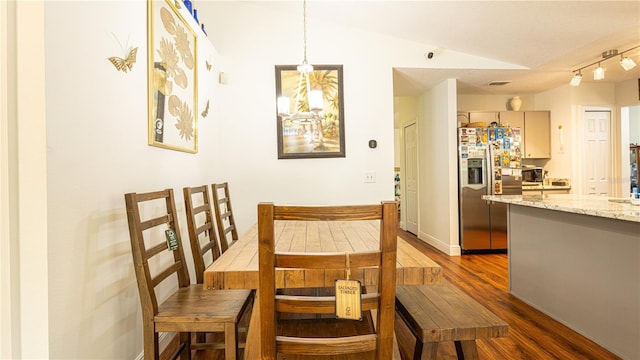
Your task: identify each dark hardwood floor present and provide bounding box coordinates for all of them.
[188,227,622,359]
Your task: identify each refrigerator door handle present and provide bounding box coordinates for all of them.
[486,145,494,197]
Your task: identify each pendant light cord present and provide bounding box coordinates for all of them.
[302,0,308,65]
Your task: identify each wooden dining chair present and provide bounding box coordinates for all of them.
[257,201,398,360]
[124,189,254,360]
[183,185,221,284]
[211,182,239,252]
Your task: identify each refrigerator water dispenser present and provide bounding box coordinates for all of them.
[467,159,484,185]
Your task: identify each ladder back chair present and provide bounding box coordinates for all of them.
[124,189,254,360]
[257,201,398,360]
[183,185,221,284]
[212,182,239,253]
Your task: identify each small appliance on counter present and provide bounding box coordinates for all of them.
[522,166,544,184]
[458,126,522,253]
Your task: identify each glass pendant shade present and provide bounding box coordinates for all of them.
[297,63,313,74]
[569,73,582,86]
[277,96,290,117]
[593,65,605,80]
[309,90,323,112]
[620,57,636,71]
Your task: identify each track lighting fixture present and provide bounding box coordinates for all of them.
[569,45,639,86]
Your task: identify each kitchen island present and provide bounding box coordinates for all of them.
[483,194,640,359]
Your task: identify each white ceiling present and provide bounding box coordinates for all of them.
[245,0,640,96]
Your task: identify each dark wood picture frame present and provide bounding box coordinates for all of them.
[275,64,345,159]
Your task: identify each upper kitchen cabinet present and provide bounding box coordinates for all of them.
[499,111,524,129]
[467,111,499,125]
[499,111,551,159]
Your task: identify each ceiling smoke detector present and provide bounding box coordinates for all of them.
[488,80,512,86]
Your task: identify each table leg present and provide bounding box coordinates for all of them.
[243,290,261,360]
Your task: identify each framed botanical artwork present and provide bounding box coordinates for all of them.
[147,0,198,153]
[275,64,345,159]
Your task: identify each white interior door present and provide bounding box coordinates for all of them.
[403,122,418,234]
[584,110,611,196]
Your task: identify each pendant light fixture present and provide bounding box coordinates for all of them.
[569,45,639,86]
[277,0,323,125]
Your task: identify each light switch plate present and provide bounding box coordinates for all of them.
[364,172,376,183]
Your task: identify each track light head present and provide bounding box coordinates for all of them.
[593,64,605,80]
[620,56,637,71]
[569,71,582,86]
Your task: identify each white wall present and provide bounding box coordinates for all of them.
[44,1,218,357]
[1,1,14,356]
[200,1,435,227]
[2,1,50,358]
[535,85,573,179]
[417,79,460,255]
[615,78,640,109]
[630,106,640,145]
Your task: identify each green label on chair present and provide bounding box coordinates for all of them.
[165,229,179,251]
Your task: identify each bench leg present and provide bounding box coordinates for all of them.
[416,340,438,360]
[454,340,479,360]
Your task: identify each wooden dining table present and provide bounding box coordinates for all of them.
[203,219,443,359]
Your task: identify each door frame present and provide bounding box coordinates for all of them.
[578,106,614,196]
[401,120,418,233]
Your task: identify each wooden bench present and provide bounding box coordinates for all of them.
[395,282,509,360]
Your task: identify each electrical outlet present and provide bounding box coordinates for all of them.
[364,172,376,183]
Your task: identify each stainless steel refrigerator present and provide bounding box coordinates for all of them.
[458,126,522,252]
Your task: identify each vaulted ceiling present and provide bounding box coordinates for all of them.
[245,1,640,96]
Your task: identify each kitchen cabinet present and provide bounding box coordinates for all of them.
[467,111,499,125]
[498,111,523,128]
[499,111,550,159]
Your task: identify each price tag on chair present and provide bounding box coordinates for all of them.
[165,229,179,251]
[335,253,362,320]
[335,279,362,320]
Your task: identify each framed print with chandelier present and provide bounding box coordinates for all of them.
[275,64,345,159]
[147,0,198,153]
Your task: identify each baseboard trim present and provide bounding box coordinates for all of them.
[417,231,461,256]
[134,332,174,360]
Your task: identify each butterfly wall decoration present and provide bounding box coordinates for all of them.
[201,100,210,118]
[205,60,212,71]
[108,47,138,73]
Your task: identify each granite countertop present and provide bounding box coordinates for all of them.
[482,194,640,223]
